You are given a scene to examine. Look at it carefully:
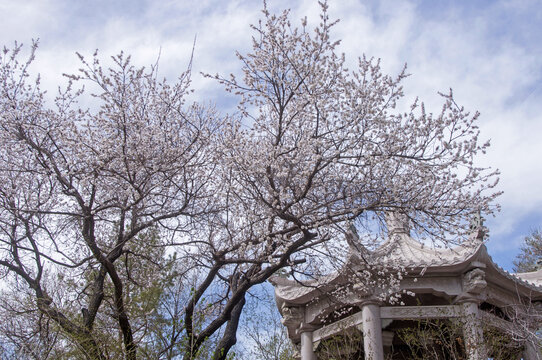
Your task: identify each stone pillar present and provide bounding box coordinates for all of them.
[300,330,316,360]
[461,301,486,360]
[458,267,487,360]
[361,302,384,360]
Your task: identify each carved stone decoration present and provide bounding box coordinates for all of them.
[385,211,410,235]
[281,303,304,327]
[380,305,461,319]
[345,223,367,259]
[469,211,488,240]
[463,268,487,294]
[469,211,483,231]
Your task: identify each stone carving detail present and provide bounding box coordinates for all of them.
[345,223,365,255]
[385,211,410,235]
[469,212,483,231]
[281,303,304,326]
[381,305,460,319]
[469,211,488,240]
[463,268,487,294]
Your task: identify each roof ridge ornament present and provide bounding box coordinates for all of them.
[469,210,488,241]
[385,211,410,236]
[345,223,367,253]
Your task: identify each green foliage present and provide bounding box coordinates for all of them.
[483,326,524,360]
[0,227,199,360]
[513,229,542,273]
[316,330,364,360]
[310,318,525,360]
[396,319,466,360]
[397,319,524,360]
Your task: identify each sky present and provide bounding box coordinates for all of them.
[0,0,541,271]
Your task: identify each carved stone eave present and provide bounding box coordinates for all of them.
[398,242,542,300]
[515,269,542,287]
[401,276,463,298]
[270,270,350,306]
[272,239,542,312]
[477,247,542,301]
[372,232,483,270]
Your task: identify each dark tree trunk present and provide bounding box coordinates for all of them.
[211,294,246,360]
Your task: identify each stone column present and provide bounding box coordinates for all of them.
[461,301,486,360]
[361,301,384,360]
[300,330,316,360]
[458,267,487,360]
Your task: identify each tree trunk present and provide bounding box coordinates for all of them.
[211,294,246,360]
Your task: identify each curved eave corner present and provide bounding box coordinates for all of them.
[476,245,542,298]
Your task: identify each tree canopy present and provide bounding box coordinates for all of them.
[0,3,499,359]
[513,229,542,273]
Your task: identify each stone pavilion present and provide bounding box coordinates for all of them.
[270,216,542,360]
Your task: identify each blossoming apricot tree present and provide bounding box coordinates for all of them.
[0,2,499,359]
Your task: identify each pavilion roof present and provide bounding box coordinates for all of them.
[271,229,542,304]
